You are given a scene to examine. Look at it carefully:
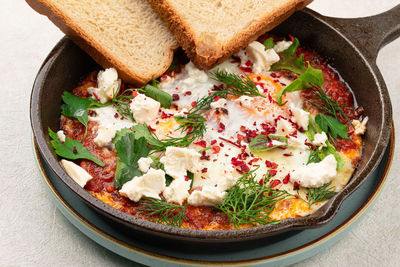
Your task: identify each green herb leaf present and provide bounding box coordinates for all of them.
[187,171,194,189]
[137,197,187,227]
[141,84,172,109]
[275,65,323,105]
[113,129,151,188]
[307,182,336,207]
[315,113,349,140]
[217,168,292,228]
[249,134,288,152]
[271,38,307,74]
[263,37,275,50]
[48,128,105,166]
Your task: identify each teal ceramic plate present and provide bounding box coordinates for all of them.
[33,127,394,267]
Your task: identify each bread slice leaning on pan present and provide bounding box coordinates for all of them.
[26,0,178,86]
[148,0,312,70]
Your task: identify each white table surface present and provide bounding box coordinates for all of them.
[1,0,399,266]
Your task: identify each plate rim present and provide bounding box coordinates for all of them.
[33,124,395,266]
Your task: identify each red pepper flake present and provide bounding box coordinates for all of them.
[73,146,77,153]
[131,90,139,98]
[184,175,190,181]
[269,169,278,177]
[270,179,281,188]
[194,140,207,148]
[240,126,246,132]
[148,125,156,132]
[293,181,300,190]
[237,134,245,141]
[213,95,221,101]
[219,137,241,148]
[201,168,208,173]
[240,164,250,173]
[219,122,225,131]
[283,153,293,157]
[283,174,291,184]
[200,155,210,161]
[256,76,261,81]
[219,142,224,147]
[231,157,245,166]
[161,111,173,119]
[92,92,100,102]
[289,34,295,42]
[120,83,125,90]
[114,113,119,118]
[187,126,193,134]
[265,160,278,169]
[270,72,277,78]
[305,141,317,150]
[172,94,180,101]
[212,145,221,154]
[240,66,252,73]
[210,140,217,145]
[191,101,197,107]
[184,91,192,96]
[245,60,252,67]
[120,117,124,120]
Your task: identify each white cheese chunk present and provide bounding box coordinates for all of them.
[175,107,188,117]
[60,159,93,188]
[163,178,191,205]
[138,157,153,173]
[57,130,66,143]
[160,147,200,179]
[130,93,160,124]
[290,104,309,130]
[274,40,293,53]
[313,132,328,149]
[245,41,280,73]
[210,98,227,109]
[276,118,295,135]
[88,68,121,104]
[235,95,253,108]
[188,186,226,206]
[291,154,337,188]
[183,62,209,84]
[352,117,368,135]
[119,168,166,202]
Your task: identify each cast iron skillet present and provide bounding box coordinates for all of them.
[31,6,399,243]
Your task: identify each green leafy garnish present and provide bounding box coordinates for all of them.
[263,37,276,50]
[249,134,288,152]
[141,84,173,109]
[315,113,349,140]
[307,182,336,207]
[216,168,292,228]
[275,65,323,105]
[48,128,104,166]
[271,38,307,74]
[113,128,151,188]
[137,197,187,227]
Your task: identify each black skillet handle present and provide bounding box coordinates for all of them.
[319,4,400,63]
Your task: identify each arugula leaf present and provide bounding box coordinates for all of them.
[113,129,151,188]
[141,84,172,109]
[271,38,307,74]
[249,134,288,152]
[276,65,323,105]
[315,113,349,140]
[263,37,275,50]
[48,128,105,166]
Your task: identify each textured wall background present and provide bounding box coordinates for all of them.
[0,0,399,266]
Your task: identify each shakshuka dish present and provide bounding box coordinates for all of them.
[49,35,368,230]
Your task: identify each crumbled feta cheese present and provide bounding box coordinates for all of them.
[57,130,66,143]
[94,125,116,147]
[60,159,93,188]
[130,93,160,124]
[163,178,191,205]
[210,98,227,109]
[175,107,188,117]
[160,147,201,179]
[88,68,121,104]
[183,62,209,85]
[188,186,226,206]
[235,95,253,108]
[313,132,328,149]
[290,104,309,130]
[291,154,337,188]
[247,41,280,73]
[352,117,368,135]
[274,40,293,53]
[119,168,166,202]
[276,118,295,135]
[217,171,236,191]
[138,157,153,173]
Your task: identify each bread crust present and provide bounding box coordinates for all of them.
[148,0,312,70]
[26,0,177,86]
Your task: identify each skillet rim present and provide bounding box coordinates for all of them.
[30,8,393,242]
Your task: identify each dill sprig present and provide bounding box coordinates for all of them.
[112,88,136,121]
[136,197,187,227]
[216,168,292,228]
[306,182,336,207]
[308,86,351,123]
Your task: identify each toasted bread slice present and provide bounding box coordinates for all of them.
[26,0,178,86]
[148,0,312,70]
